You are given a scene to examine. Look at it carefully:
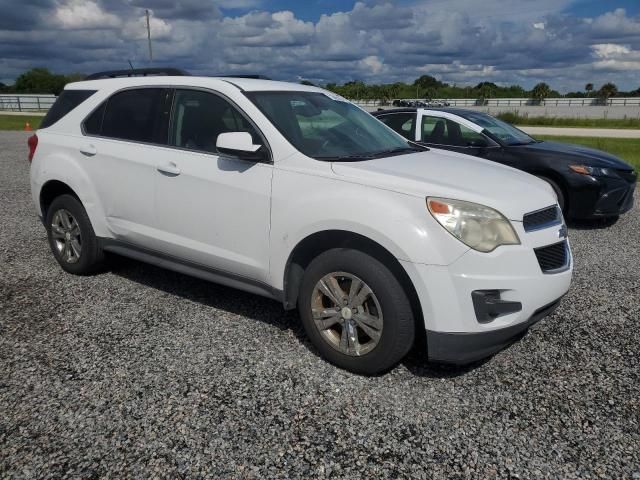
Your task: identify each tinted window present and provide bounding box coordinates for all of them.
[41,90,96,128]
[170,89,260,154]
[377,113,415,140]
[83,102,106,135]
[422,116,495,148]
[421,116,448,143]
[100,88,168,143]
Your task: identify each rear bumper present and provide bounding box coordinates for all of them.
[426,298,562,364]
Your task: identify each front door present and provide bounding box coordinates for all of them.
[153,88,273,283]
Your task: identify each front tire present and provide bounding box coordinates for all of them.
[45,194,104,275]
[298,248,415,375]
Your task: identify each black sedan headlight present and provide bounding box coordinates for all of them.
[569,165,611,177]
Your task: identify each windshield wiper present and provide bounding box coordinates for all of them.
[315,154,377,161]
[316,146,422,162]
[369,146,423,158]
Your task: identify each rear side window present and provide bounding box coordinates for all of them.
[377,113,415,140]
[89,88,170,144]
[40,90,96,129]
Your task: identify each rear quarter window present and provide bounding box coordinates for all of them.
[40,90,96,129]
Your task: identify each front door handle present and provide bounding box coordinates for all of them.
[157,162,181,176]
[80,144,97,156]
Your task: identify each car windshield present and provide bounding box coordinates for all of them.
[459,112,536,146]
[246,91,417,160]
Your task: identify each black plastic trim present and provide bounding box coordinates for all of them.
[471,290,522,323]
[98,238,283,302]
[426,298,563,364]
[85,68,190,80]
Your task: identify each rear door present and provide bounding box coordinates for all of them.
[152,88,273,282]
[81,87,172,244]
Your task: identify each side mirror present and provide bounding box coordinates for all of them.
[216,132,266,161]
[467,138,489,148]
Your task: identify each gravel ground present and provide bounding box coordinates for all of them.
[1,130,639,479]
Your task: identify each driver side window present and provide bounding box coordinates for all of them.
[170,89,260,154]
[421,116,491,147]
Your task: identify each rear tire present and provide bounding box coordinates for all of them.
[298,248,415,375]
[538,176,566,213]
[45,194,104,275]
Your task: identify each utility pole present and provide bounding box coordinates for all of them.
[146,9,153,62]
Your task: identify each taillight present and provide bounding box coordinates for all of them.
[28,134,38,162]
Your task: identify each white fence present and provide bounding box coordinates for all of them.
[353,97,640,108]
[0,94,56,111]
[1,94,639,113]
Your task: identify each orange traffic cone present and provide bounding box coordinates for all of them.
[24,122,32,131]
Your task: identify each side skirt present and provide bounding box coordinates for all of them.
[98,238,283,303]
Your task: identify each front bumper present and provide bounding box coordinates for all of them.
[567,172,636,219]
[400,219,572,363]
[426,298,562,364]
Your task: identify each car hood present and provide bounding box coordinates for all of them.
[520,140,633,170]
[331,148,557,221]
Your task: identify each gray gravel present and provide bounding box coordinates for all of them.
[1,130,639,479]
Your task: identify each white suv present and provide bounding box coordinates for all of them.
[29,70,572,374]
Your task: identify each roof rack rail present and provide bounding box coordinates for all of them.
[217,74,272,80]
[85,68,190,80]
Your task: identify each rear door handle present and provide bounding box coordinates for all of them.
[80,144,97,156]
[157,162,181,176]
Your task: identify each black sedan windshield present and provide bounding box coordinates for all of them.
[460,112,536,146]
[247,91,414,160]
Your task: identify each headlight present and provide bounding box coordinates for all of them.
[569,165,609,177]
[427,198,520,253]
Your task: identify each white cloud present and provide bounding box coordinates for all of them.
[591,43,640,71]
[54,0,120,29]
[122,14,172,41]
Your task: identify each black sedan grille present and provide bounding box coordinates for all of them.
[534,241,568,273]
[523,206,560,232]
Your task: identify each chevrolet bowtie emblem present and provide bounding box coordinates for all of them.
[558,224,568,239]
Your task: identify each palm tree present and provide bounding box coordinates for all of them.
[531,82,552,104]
[585,83,594,97]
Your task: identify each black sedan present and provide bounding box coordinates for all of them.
[373,107,637,220]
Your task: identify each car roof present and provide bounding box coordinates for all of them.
[66,75,324,93]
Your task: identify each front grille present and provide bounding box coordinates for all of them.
[534,241,568,273]
[523,205,560,231]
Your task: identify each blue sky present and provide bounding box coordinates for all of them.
[1,0,640,92]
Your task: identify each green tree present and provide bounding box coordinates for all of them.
[475,82,496,104]
[413,75,442,89]
[598,82,618,101]
[531,82,552,104]
[14,68,68,94]
[585,83,594,97]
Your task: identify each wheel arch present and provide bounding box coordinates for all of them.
[39,180,82,220]
[536,170,569,212]
[282,229,424,335]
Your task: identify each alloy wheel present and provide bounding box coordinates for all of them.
[310,272,383,356]
[51,209,82,264]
